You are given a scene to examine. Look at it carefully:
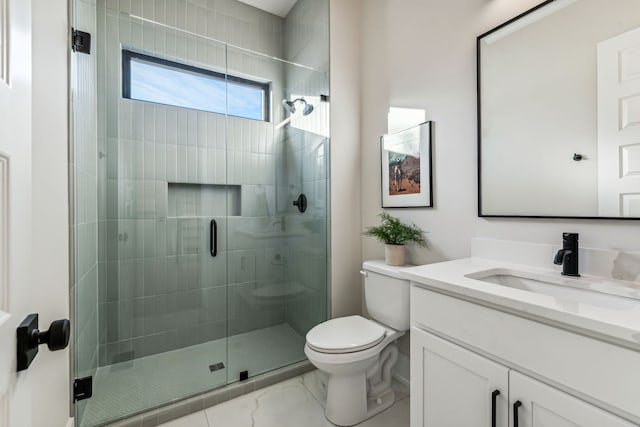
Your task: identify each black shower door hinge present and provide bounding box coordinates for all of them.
[73,376,93,402]
[71,28,91,55]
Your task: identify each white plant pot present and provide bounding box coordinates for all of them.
[384,244,405,266]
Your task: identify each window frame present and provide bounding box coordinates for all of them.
[122,49,271,122]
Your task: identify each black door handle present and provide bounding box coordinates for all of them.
[513,400,522,427]
[210,219,217,257]
[491,390,500,427]
[17,314,70,371]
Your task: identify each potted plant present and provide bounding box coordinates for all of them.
[364,212,426,266]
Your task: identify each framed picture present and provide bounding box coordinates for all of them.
[380,121,433,208]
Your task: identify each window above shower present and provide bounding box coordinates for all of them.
[122,50,271,122]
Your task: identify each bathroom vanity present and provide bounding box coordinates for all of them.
[406,240,640,427]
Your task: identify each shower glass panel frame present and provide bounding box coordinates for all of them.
[71,1,329,426]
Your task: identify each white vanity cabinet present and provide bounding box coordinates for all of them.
[409,284,640,427]
[411,329,508,427]
[411,328,636,427]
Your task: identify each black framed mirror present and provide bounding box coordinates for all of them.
[478,0,640,219]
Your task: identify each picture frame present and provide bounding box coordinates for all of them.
[380,121,433,208]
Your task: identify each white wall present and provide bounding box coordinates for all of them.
[329,0,363,317]
[360,0,640,268]
[31,0,70,425]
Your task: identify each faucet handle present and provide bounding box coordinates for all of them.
[554,249,572,265]
[562,232,578,241]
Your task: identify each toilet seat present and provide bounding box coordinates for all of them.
[306,315,386,354]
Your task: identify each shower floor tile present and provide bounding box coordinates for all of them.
[162,371,410,427]
[80,323,306,427]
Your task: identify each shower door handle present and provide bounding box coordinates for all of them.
[210,219,217,257]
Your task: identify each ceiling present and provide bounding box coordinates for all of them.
[236,0,298,18]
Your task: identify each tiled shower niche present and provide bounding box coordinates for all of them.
[168,183,241,217]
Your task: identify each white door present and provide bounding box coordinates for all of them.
[597,27,640,217]
[0,0,35,425]
[410,328,509,427]
[509,371,634,427]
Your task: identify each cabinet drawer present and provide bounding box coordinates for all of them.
[411,284,640,423]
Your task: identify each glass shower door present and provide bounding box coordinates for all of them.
[224,45,329,381]
[72,4,233,425]
[70,0,100,424]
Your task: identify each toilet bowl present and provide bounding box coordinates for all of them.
[304,261,411,426]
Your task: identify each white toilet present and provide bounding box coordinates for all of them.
[304,260,410,426]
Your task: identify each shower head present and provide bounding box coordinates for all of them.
[281,98,314,116]
[301,101,314,116]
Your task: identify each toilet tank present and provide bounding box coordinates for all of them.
[362,260,411,331]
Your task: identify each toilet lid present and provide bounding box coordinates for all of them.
[306,315,386,354]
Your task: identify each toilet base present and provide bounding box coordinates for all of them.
[304,325,405,427]
[324,372,396,426]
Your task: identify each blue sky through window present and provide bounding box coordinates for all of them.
[129,57,266,121]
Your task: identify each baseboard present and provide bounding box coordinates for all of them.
[392,352,410,387]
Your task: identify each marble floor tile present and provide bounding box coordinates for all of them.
[205,377,332,427]
[160,411,209,427]
[359,395,410,427]
[159,370,410,427]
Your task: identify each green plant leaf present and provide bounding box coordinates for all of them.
[363,212,427,246]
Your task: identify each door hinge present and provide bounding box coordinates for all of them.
[73,376,93,402]
[71,28,91,54]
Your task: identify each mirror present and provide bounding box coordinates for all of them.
[478,0,640,219]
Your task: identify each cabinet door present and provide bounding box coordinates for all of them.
[509,371,636,427]
[411,328,509,427]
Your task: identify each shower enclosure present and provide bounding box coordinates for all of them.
[70,0,329,425]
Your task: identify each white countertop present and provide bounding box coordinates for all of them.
[402,258,640,350]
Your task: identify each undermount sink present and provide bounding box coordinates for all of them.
[466,269,640,310]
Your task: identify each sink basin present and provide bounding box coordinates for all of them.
[466,269,640,310]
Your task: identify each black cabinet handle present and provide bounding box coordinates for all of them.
[491,390,500,427]
[513,400,522,427]
[210,219,217,257]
